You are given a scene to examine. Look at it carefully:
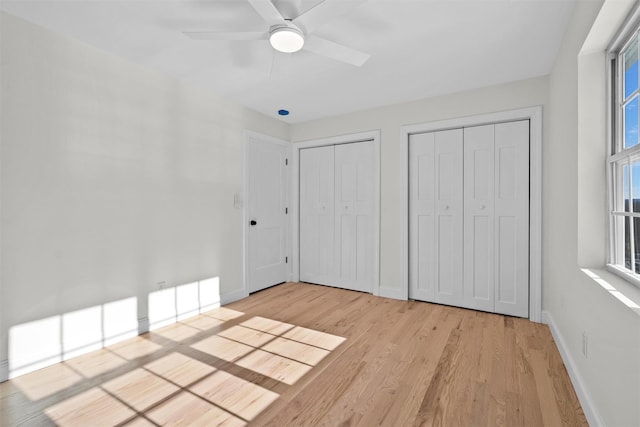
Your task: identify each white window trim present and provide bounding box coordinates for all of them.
[605,263,640,288]
[606,6,640,288]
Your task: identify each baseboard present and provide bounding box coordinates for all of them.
[137,316,150,335]
[377,286,406,300]
[542,311,604,427]
[221,288,249,305]
[200,303,221,313]
[0,359,8,383]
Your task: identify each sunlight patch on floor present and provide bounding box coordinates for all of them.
[144,352,216,387]
[204,306,245,322]
[102,368,180,412]
[282,325,346,351]
[145,391,246,426]
[218,325,277,347]
[190,316,345,385]
[191,335,254,362]
[45,387,136,426]
[8,295,347,427]
[64,348,127,378]
[150,322,202,341]
[235,348,312,385]
[189,370,279,421]
[10,363,83,401]
[107,336,162,361]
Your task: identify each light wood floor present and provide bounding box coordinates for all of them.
[0,282,587,426]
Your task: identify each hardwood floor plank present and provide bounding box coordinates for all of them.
[487,312,507,427]
[1,283,587,427]
[512,319,545,426]
[530,348,565,427]
[414,326,462,426]
[355,304,460,427]
[328,302,431,423]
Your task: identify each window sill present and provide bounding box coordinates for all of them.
[581,266,640,317]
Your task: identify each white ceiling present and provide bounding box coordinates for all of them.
[0,0,576,123]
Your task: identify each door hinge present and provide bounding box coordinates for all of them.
[285,207,288,214]
[285,257,288,263]
[285,158,288,166]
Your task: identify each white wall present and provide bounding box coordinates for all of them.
[544,1,640,426]
[291,76,549,298]
[0,12,288,379]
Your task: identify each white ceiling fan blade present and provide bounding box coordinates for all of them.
[183,31,267,41]
[303,34,370,67]
[248,0,286,26]
[293,0,368,34]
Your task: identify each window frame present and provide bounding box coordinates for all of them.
[607,9,640,288]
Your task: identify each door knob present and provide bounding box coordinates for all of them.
[250,220,257,226]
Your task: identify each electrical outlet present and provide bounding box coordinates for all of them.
[582,332,588,358]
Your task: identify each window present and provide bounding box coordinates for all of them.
[609,23,640,284]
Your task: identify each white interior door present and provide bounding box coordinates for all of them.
[409,129,463,305]
[247,135,288,293]
[299,141,375,293]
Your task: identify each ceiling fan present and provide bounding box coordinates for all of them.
[183,0,371,67]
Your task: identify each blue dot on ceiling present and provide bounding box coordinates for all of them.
[278,109,290,116]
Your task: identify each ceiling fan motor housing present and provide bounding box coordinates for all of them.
[269,23,304,53]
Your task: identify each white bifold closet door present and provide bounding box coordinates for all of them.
[463,121,529,317]
[408,129,464,305]
[409,120,529,318]
[299,141,374,293]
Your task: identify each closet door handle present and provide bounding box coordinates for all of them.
[250,220,257,226]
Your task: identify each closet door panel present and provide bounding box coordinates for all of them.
[463,125,495,312]
[338,214,356,281]
[471,215,491,301]
[409,130,463,304]
[356,214,372,284]
[336,154,356,285]
[335,141,374,292]
[299,146,335,285]
[437,215,455,295]
[494,120,529,317]
[434,129,464,305]
[409,132,436,300]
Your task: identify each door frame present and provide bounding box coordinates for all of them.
[244,130,291,297]
[292,130,381,296]
[400,107,543,322]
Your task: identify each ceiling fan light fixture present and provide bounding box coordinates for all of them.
[269,26,304,53]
